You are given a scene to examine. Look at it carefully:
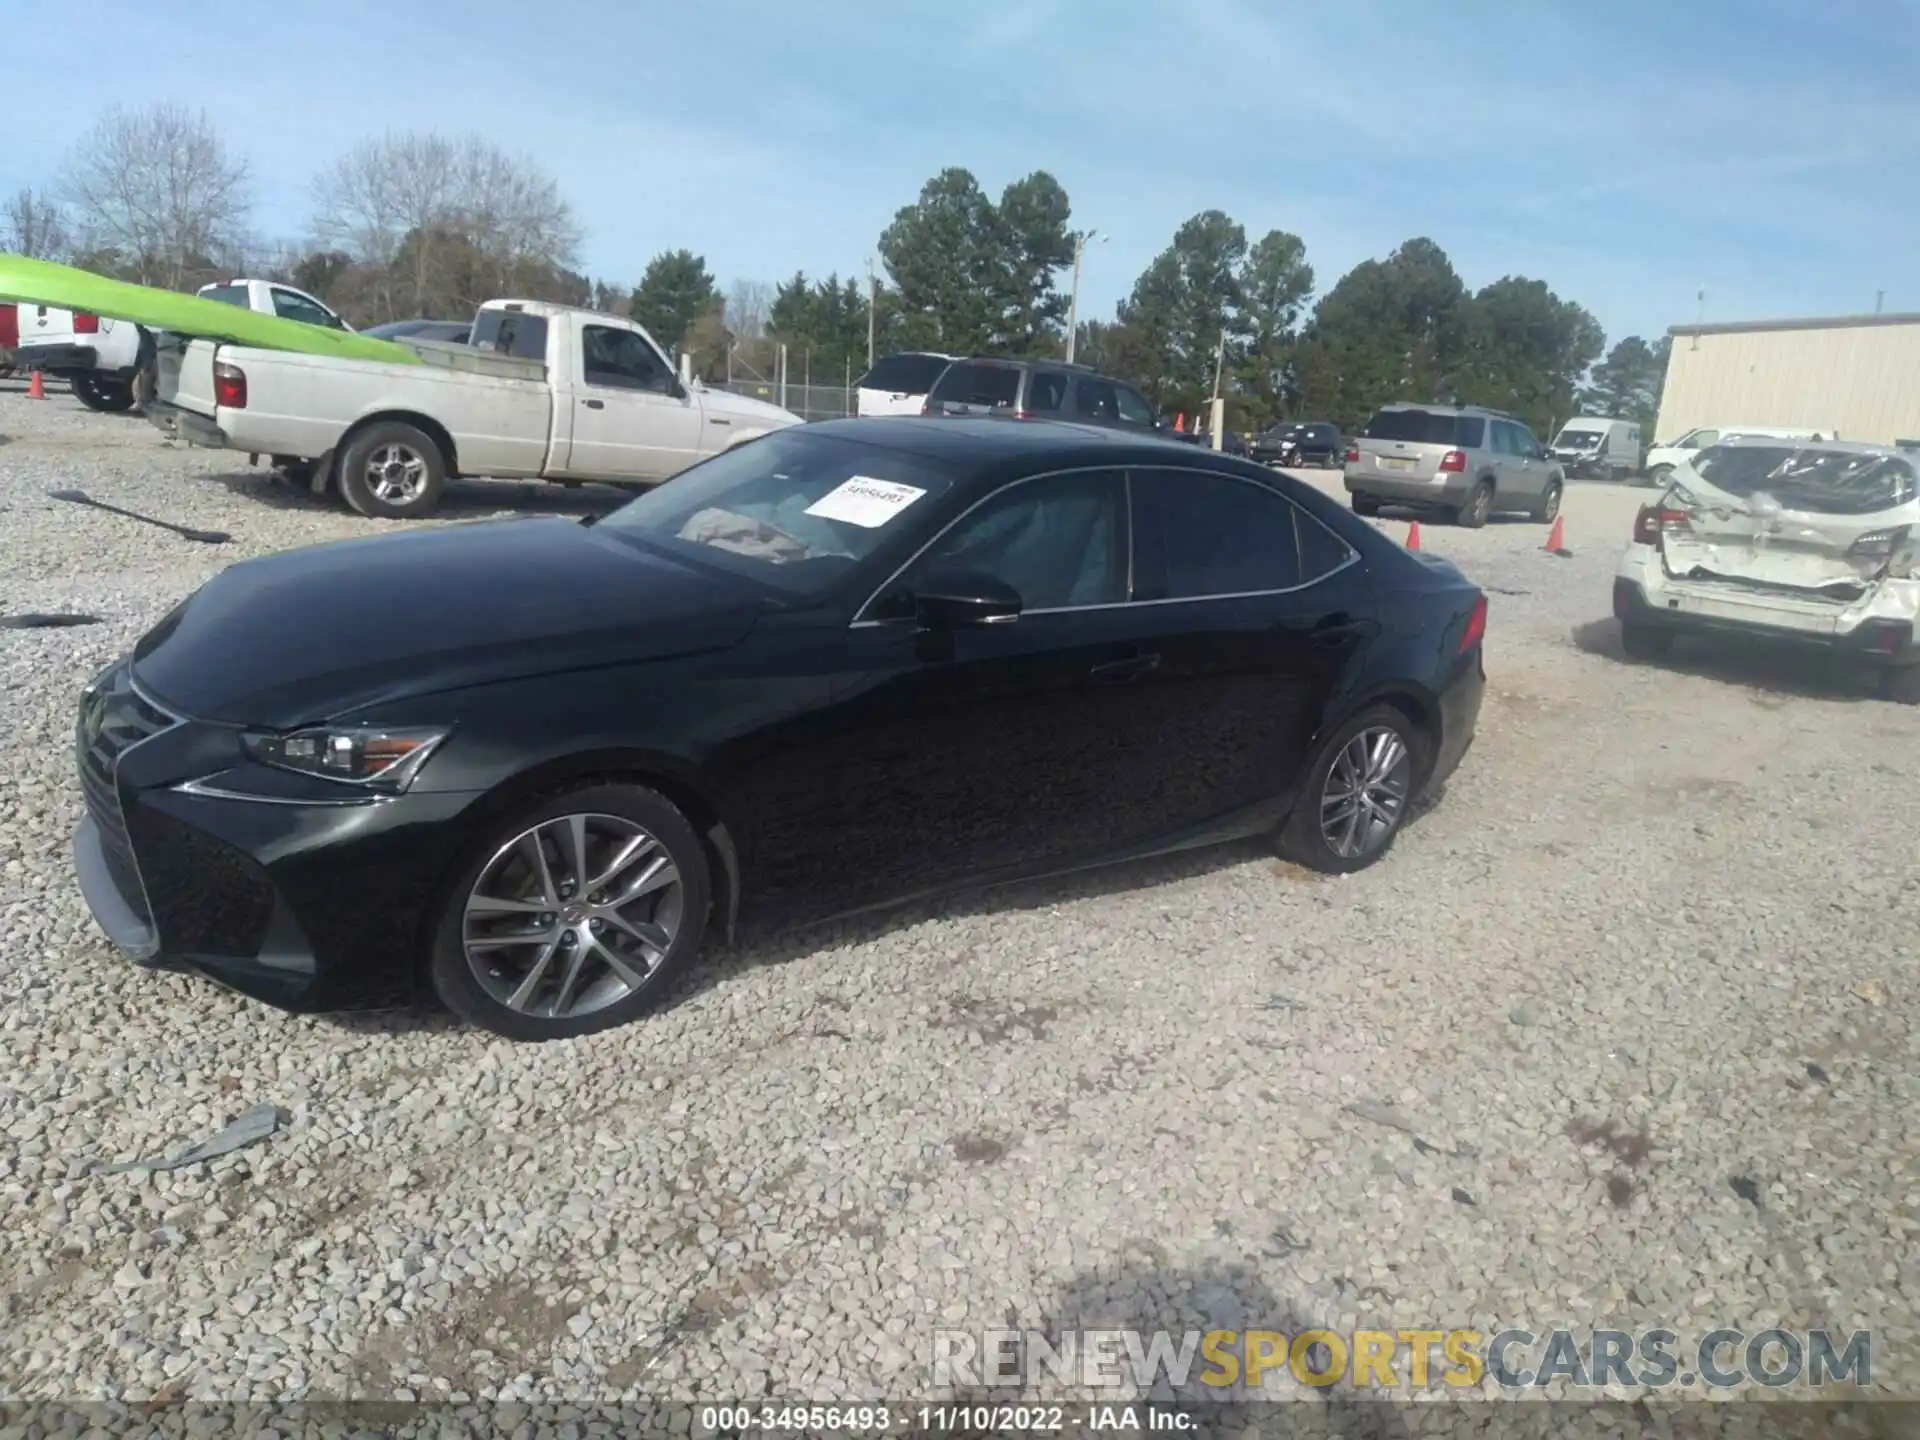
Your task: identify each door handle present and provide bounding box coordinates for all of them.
[1305,615,1375,648]
[1089,651,1161,683]
[582,398,604,409]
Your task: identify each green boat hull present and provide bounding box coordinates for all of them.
[0,253,420,365]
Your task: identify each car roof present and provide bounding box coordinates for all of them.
[947,356,1102,374]
[1715,435,1901,457]
[803,416,1225,469]
[1375,402,1514,419]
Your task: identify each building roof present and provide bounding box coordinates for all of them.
[1668,311,1920,338]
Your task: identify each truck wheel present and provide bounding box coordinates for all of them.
[339,422,447,520]
[1646,464,1674,490]
[73,374,136,413]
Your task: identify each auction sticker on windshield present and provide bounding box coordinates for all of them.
[805,476,927,528]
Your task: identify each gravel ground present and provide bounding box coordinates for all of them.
[1,386,1915,1418]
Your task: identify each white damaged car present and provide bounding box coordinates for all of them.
[1613,436,1920,701]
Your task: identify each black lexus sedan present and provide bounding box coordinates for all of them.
[73,419,1487,1042]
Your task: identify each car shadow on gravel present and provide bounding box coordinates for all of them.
[963,1258,1417,1435]
[1363,502,1540,528]
[199,468,632,521]
[1571,617,1878,703]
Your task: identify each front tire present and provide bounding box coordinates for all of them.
[1646,464,1674,491]
[72,374,136,413]
[1531,478,1563,524]
[1278,704,1431,875]
[429,782,712,1042]
[339,421,447,520]
[1454,479,1494,528]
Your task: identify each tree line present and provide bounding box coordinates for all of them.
[3,102,1670,439]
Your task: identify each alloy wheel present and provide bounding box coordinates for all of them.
[462,812,683,1019]
[365,443,429,506]
[1319,726,1412,860]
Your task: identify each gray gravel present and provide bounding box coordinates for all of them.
[2,386,1916,1410]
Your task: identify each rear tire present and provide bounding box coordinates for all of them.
[1350,494,1380,517]
[1278,704,1431,875]
[72,374,136,413]
[339,421,447,520]
[429,782,712,1042]
[1454,479,1494,528]
[1878,666,1920,705]
[1620,621,1674,661]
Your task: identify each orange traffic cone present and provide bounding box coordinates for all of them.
[1173,411,1186,433]
[27,370,44,401]
[1405,521,1422,550]
[1544,516,1569,555]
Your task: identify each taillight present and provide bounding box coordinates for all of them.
[1457,594,1488,654]
[1847,525,1911,564]
[1344,446,1360,464]
[1634,505,1692,544]
[72,312,99,335]
[1438,449,1467,473]
[213,361,248,409]
[1013,410,1033,420]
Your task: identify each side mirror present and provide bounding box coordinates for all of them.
[911,572,1022,629]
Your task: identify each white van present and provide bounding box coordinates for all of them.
[1643,424,1837,487]
[1548,416,1641,480]
[853,351,956,417]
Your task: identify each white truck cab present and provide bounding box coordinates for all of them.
[153,298,804,519]
[1644,425,1837,487]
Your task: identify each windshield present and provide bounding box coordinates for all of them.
[1689,445,1918,516]
[597,430,957,594]
[1554,429,1603,449]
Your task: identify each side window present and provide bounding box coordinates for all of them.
[1296,507,1356,583]
[582,325,675,393]
[1131,468,1305,600]
[1692,428,1719,449]
[200,285,248,309]
[271,289,341,329]
[1025,371,1067,414]
[1513,424,1540,455]
[1074,378,1119,423]
[892,470,1127,612]
[1114,385,1155,428]
[1455,416,1487,449]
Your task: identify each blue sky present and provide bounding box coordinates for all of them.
[9,0,1919,349]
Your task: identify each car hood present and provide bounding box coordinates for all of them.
[132,518,767,727]
[699,385,803,430]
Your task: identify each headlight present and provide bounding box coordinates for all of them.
[242,725,448,791]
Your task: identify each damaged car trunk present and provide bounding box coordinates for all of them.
[1658,442,1920,609]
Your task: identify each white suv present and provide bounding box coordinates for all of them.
[854,352,955,417]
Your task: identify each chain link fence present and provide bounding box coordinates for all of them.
[710,379,856,424]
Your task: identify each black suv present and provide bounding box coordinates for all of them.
[922,358,1161,433]
[1250,420,1343,468]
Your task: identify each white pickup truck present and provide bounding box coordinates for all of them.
[151,298,804,518]
[20,277,345,413]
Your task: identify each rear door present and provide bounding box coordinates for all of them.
[558,322,706,480]
[1115,466,1375,840]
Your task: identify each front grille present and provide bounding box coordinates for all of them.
[75,663,182,921]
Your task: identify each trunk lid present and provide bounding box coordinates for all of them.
[1660,444,1920,598]
[156,336,219,416]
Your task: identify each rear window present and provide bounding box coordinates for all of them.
[1363,409,1483,448]
[928,362,1020,409]
[199,285,248,309]
[471,308,549,361]
[1690,445,1918,516]
[857,353,951,395]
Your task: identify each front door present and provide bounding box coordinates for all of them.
[561,323,705,481]
[736,468,1138,921]
[1118,466,1376,838]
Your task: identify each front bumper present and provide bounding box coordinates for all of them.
[18,343,100,376]
[1614,543,1920,664]
[71,663,479,1012]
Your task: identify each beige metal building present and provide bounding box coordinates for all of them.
[1656,312,1920,447]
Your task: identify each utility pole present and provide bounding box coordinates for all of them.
[866,257,877,370]
[1876,289,1886,314]
[1210,327,1229,401]
[1064,229,1103,365]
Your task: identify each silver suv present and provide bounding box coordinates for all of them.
[1344,404,1564,528]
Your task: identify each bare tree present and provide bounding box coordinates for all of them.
[725,279,773,341]
[60,103,251,287]
[4,187,72,261]
[309,131,581,320]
